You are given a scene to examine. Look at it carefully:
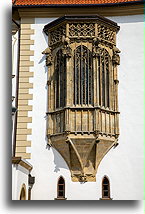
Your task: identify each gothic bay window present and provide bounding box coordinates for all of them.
[55,49,66,109]
[44,16,120,182]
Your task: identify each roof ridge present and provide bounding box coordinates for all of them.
[12,0,143,6]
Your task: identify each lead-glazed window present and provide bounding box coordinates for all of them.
[74,45,93,105]
[55,49,66,108]
[98,49,110,108]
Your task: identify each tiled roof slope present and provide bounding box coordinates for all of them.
[12,0,143,6]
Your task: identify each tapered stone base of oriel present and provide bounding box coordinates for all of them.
[50,134,118,182]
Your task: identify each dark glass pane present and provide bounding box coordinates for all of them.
[103,177,109,184]
[59,177,64,184]
[104,191,109,197]
[103,185,108,191]
[58,191,64,197]
[59,185,64,190]
[55,49,66,108]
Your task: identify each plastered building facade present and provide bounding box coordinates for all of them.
[12,0,144,200]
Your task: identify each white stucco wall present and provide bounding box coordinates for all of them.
[12,164,29,200]
[27,14,143,200]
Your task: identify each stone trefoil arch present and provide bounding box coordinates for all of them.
[43,15,120,182]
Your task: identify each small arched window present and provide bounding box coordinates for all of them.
[57,176,65,199]
[74,45,93,105]
[102,176,110,199]
[19,184,26,200]
[55,49,66,108]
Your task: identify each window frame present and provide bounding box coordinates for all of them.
[101,176,112,200]
[55,176,67,200]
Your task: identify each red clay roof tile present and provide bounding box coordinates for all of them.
[12,0,142,6]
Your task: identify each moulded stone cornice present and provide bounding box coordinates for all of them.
[12,157,33,171]
[12,4,143,20]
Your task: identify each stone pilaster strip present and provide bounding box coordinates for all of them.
[15,18,34,159]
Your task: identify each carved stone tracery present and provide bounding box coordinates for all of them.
[43,15,120,182]
[97,24,115,44]
[49,25,66,47]
[69,23,95,37]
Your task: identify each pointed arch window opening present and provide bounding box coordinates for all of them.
[102,176,110,199]
[74,45,93,106]
[57,176,65,199]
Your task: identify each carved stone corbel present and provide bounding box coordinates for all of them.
[113,138,119,148]
[42,47,53,66]
[79,175,87,183]
[47,134,52,146]
[112,46,120,65]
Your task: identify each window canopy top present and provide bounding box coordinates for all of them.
[43,15,120,35]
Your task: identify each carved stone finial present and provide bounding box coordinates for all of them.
[92,37,103,58]
[62,35,70,45]
[62,36,72,58]
[42,47,53,66]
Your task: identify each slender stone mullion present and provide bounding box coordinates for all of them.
[52,61,56,112]
[74,48,76,105]
[90,52,93,105]
[104,53,106,108]
[59,52,61,108]
[96,56,100,107]
[84,54,86,105]
[93,55,97,106]
[87,48,89,105]
[78,47,80,105]
[80,44,83,105]
[66,56,71,107]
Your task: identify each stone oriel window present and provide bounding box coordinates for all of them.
[43,15,120,182]
[57,176,65,199]
[74,45,93,105]
[55,49,66,108]
[102,176,111,199]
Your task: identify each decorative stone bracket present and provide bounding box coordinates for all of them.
[42,47,53,66]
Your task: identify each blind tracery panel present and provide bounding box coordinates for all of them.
[55,49,66,108]
[74,45,93,105]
